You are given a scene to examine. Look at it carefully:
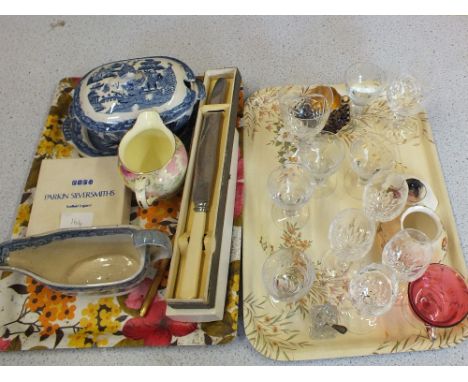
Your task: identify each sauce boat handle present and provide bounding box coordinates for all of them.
[133,229,172,261]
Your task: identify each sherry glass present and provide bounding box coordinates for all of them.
[296,131,345,198]
[342,263,398,333]
[382,228,433,283]
[262,248,316,310]
[345,62,387,130]
[267,162,315,229]
[363,171,408,222]
[328,208,376,265]
[386,74,424,143]
[345,132,394,199]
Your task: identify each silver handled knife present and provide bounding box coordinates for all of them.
[176,78,227,299]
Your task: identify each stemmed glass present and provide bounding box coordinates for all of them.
[262,248,316,311]
[296,131,346,198]
[382,228,434,283]
[343,263,398,333]
[323,208,376,277]
[363,171,409,223]
[345,62,387,130]
[267,162,315,229]
[386,74,424,143]
[344,133,394,199]
[280,88,333,147]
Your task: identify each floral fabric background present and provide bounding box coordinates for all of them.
[0,78,243,351]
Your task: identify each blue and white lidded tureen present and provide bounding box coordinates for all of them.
[63,56,205,156]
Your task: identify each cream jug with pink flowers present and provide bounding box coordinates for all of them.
[118,111,188,208]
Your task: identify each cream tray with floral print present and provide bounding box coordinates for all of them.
[241,84,468,361]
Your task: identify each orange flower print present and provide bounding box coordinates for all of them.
[139,196,181,231]
[40,322,60,337]
[54,143,73,158]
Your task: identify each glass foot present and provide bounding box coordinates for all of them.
[385,118,420,144]
[271,204,309,229]
[312,177,337,199]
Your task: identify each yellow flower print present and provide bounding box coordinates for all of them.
[82,303,99,318]
[37,138,55,157]
[79,316,98,331]
[68,331,88,348]
[43,124,64,142]
[16,203,31,223]
[46,115,59,129]
[54,143,73,158]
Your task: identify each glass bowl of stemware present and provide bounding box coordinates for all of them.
[261,248,316,310]
[267,162,315,229]
[363,171,409,223]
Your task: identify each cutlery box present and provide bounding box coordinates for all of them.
[165,68,242,322]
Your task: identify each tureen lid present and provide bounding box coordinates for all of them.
[71,56,204,133]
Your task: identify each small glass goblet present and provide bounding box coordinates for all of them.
[296,132,345,198]
[267,162,315,229]
[382,228,434,283]
[408,263,468,340]
[345,62,387,130]
[363,171,409,223]
[386,74,424,143]
[343,263,398,334]
[261,248,316,311]
[328,208,376,266]
[284,93,331,145]
[344,133,394,199]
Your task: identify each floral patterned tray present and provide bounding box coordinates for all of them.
[0,78,243,352]
[241,84,468,361]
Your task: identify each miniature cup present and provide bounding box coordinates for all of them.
[400,205,448,263]
[118,111,188,209]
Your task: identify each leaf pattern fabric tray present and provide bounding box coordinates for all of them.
[241,84,468,361]
[0,78,243,352]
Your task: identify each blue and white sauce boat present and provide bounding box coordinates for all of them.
[0,227,171,296]
[63,56,205,157]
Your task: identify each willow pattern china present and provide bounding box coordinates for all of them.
[267,163,315,229]
[382,228,433,283]
[386,74,423,143]
[118,111,188,208]
[345,133,394,199]
[63,56,205,156]
[363,171,409,222]
[0,227,171,295]
[296,131,345,197]
[408,263,468,340]
[345,62,387,129]
[328,208,376,263]
[261,248,315,309]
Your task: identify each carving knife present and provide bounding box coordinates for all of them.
[176,78,227,299]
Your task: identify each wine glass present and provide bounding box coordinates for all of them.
[342,263,398,333]
[296,131,345,198]
[282,92,332,145]
[262,248,316,310]
[267,162,315,229]
[328,208,376,265]
[386,74,424,143]
[408,263,468,340]
[363,171,409,222]
[344,132,394,199]
[345,62,387,130]
[382,228,434,283]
